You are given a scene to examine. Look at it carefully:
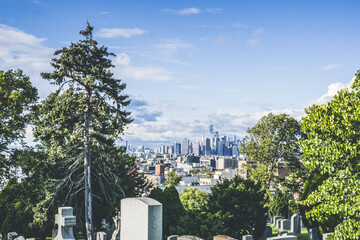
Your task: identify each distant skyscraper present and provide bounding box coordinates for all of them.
[193,141,201,156]
[210,121,214,135]
[174,142,181,155]
[181,138,189,155]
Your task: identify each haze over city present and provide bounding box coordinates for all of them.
[1,0,360,148]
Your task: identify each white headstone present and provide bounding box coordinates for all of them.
[54,207,76,240]
[273,216,284,226]
[96,232,106,240]
[120,197,162,240]
[290,214,301,234]
[267,236,297,240]
[242,235,252,240]
[167,236,179,240]
[276,218,285,229]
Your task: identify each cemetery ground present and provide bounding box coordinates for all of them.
[267,223,308,240]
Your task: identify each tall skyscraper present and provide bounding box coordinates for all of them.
[174,142,181,155]
[181,138,189,155]
[210,121,214,135]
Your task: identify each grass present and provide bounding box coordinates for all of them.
[267,222,308,239]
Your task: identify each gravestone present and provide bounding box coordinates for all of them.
[178,236,203,240]
[168,236,179,240]
[308,228,321,240]
[120,197,162,240]
[96,232,106,240]
[242,235,252,240]
[7,233,18,240]
[14,237,24,240]
[213,236,237,240]
[267,236,297,240]
[280,219,291,231]
[54,207,76,240]
[322,233,334,240]
[290,214,301,234]
[258,225,272,240]
[276,218,285,229]
[273,216,284,226]
[278,231,287,236]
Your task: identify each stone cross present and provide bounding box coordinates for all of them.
[96,232,106,240]
[7,233,18,240]
[54,207,76,240]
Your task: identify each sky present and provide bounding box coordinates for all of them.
[1,0,360,148]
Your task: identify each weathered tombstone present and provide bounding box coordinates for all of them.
[54,207,76,240]
[168,236,179,240]
[322,233,334,240]
[213,236,237,240]
[273,216,285,226]
[267,236,297,240]
[290,214,301,234]
[258,225,272,240]
[242,235,252,240]
[178,236,203,240]
[278,231,288,236]
[120,197,162,240]
[96,232,106,240]
[280,219,291,231]
[276,218,285,229]
[308,228,321,240]
[14,237,25,240]
[7,233,18,240]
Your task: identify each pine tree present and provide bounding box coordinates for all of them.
[34,23,132,239]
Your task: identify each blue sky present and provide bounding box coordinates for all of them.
[1,0,360,147]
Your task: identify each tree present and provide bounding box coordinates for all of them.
[163,169,182,186]
[179,187,209,211]
[149,186,185,239]
[207,176,268,239]
[239,113,303,192]
[33,23,132,239]
[301,70,360,239]
[268,188,289,218]
[0,69,37,186]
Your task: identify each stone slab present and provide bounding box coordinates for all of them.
[280,219,291,231]
[267,236,297,240]
[290,214,301,234]
[120,197,162,240]
[242,235,252,240]
[273,216,285,226]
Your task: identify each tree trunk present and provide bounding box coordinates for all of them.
[84,92,94,240]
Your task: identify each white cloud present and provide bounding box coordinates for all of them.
[248,38,259,45]
[98,11,109,15]
[315,77,355,104]
[96,27,145,38]
[233,23,247,28]
[0,24,53,72]
[253,27,264,36]
[205,8,223,13]
[175,84,199,91]
[114,53,175,81]
[320,64,341,71]
[162,7,201,15]
[153,39,193,57]
[199,35,226,45]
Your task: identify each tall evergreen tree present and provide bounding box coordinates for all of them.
[33,23,132,239]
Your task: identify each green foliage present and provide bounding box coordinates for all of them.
[31,23,147,237]
[300,70,360,239]
[180,187,209,211]
[208,176,268,239]
[163,169,182,186]
[149,186,185,239]
[269,189,289,218]
[0,69,37,186]
[239,113,303,192]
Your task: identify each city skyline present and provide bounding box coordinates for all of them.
[1,1,359,147]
